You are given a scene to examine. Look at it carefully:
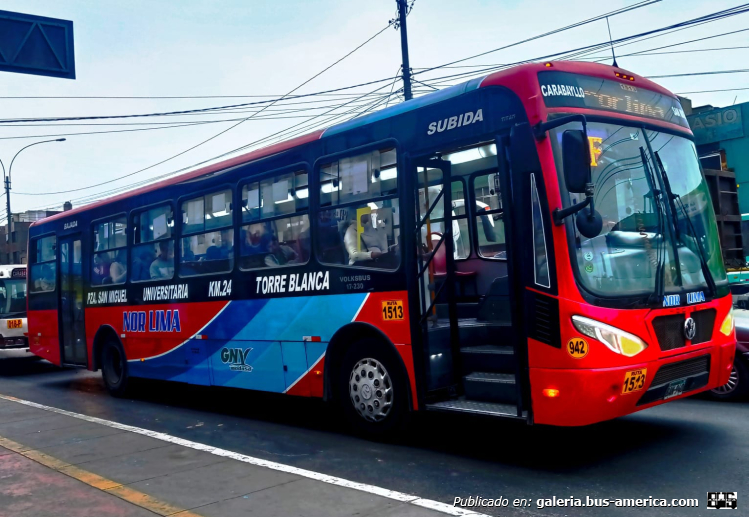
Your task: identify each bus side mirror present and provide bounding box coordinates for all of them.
[562,130,591,193]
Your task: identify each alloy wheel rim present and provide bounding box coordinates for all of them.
[349,358,393,422]
[713,365,739,395]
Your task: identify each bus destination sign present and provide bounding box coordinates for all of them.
[538,71,689,129]
[11,268,26,279]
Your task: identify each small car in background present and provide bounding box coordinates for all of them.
[710,308,749,400]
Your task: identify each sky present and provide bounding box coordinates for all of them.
[0,0,747,217]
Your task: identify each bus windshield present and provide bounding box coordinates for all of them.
[0,278,27,316]
[551,121,727,302]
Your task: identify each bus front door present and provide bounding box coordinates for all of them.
[58,236,87,366]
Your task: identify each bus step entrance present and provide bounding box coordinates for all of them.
[426,399,526,419]
[424,313,524,418]
[462,372,516,402]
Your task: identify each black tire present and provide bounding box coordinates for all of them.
[710,359,749,401]
[337,338,410,439]
[101,339,130,397]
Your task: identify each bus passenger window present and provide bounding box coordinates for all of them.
[29,235,57,293]
[132,204,175,282]
[416,180,469,260]
[179,189,234,277]
[92,217,127,285]
[472,172,506,259]
[317,148,400,270]
[240,171,309,270]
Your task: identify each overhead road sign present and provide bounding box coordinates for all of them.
[0,10,75,79]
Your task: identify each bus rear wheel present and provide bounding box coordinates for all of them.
[101,340,130,397]
[337,339,409,438]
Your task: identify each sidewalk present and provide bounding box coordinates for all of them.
[0,397,458,517]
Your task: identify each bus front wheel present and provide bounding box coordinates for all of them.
[337,339,409,438]
[101,340,130,397]
[710,359,749,401]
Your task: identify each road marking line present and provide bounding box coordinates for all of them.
[0,434,202,516]
[0,394,488,516]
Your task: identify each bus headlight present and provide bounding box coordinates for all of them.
[572,315,648,357]
[719,309,734,337]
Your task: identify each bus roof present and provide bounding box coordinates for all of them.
[34,61,677,226]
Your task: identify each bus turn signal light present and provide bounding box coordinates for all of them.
[543,389,560,398]
[720,310,735,337]
[572,315,648,357]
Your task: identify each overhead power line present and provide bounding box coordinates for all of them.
[416,0,661,75]
[24,80,403,209]
[647,69,749,79]
[0,96,392,140]
[583,45,749,59]
[14,20,396,197]
[581,27,749,62]
[409,5,749,90]
[0,78,396,124]
[22,3,748,209]
[677,87,749,94]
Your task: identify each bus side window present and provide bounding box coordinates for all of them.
[29,235,57,293]
[316,148,400,270]
[472,172,506,260]
[240,171,310,270]
[416,178,469,260]
[92,217,128,285]
[179,189,234,277]
[131,204,175,282]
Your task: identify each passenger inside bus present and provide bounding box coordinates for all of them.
[264,236,299,267]
[132,247,156,282]
[206,229,233,260]
[150,241,174,279]
[92,254,111,285]
[240,223,271,268]
[38,264,55,291]
[109,250,127,284]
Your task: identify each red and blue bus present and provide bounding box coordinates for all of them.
[27,61,736,435]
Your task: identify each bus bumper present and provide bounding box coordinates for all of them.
[530,342,736,426]
[0,336,29,350]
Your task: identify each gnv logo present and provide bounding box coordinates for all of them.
[220,347,253,372]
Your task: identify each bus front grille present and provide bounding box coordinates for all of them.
[652,314,685,351]
[691,309,716,345]
[637,355,711,406]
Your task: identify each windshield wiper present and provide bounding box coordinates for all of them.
[639,147,666,305]
[654,151,717,297]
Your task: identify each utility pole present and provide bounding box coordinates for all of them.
[4,174,10,236]
[396,0,413,101]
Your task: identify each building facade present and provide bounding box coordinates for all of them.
[0,210,61,265]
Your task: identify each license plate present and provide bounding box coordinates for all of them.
[6,319,22,329]
[622,368,647,395]
[381,300,404,321]
[664,379,687,399]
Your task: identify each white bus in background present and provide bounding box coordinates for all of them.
[0,265,28,351]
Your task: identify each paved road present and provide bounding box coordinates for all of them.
[1,351,747,516]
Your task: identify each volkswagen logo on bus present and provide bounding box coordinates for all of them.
[684,317,697,341]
